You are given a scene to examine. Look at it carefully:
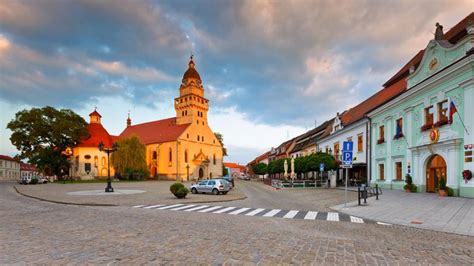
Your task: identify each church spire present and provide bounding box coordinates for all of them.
[126,110,132,127]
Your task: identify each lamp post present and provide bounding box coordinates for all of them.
[186,163,190,181]
[98,141,119,193]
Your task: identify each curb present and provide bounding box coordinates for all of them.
[14,185,247,207]
[14,185,118,207]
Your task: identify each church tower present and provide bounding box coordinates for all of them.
[175,56,209,125]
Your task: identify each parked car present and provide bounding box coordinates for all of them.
[38,176,49,184]
[222,176,234,187]
[20,176,32,184]
[190,179,231,195]
[239,175,251,181]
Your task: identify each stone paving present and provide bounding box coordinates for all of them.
[332,189,474,236]
[2,181,474,264]
[15,180,246,206]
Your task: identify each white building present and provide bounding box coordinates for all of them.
[0,155,21,181]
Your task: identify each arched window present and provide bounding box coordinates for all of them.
[152,151,157,160]
[102,157,106,167]
[213,154,216,165]
[197,135,200,141]
[185,150,188,163]
[169,147,172,163]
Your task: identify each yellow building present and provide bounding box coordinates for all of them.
[119,57,223,181]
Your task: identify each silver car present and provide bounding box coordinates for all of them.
[190,179,231,195]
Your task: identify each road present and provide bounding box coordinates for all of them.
[1,181,473,264]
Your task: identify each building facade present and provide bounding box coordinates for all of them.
[369,17,474,197]
[0,155,20,181]
[119,57,223,181]
[20,163,38,179]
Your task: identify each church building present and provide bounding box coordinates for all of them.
[71,57,223,181]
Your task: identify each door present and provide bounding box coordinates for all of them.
[199,168,204,179]
[426,155,447,192]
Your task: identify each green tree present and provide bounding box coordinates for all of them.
[253,162,268,176]
[7,106,89,176]
[223,165,229,176]
[111,135,149,179]
[214,132,227,156]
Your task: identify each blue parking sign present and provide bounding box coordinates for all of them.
[342,141,353,168]
[343,141,353,152]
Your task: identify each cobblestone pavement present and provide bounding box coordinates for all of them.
[2,182,474,264]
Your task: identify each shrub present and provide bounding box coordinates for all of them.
[175,187,189,199]
[404,174,416,192]
[29,178,39,185]
[170,182,185,195]
[410,184,417,193]
[446,186,454,197]
[438,177,446,190]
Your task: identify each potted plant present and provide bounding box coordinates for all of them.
[404,174,416,192]
[463,169,472,184]
[170,182,189,199]
[438,177,447,197]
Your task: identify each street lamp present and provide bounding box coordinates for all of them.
[98,141,119,193]
[186,163,190,181]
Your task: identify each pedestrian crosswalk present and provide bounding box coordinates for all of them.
[132,203,388,225]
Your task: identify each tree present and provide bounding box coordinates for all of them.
[223,165,229,176]
[253,162,268,176]
[214,132,227,156]
[7,106,89,176]
[111,135,149,180]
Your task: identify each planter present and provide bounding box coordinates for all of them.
[439,190,447,197]
[174,192,187,199]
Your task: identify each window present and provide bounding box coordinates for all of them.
[357,135,363,152]
[94,156,98,167]
[438,100,448,123]
[379,164,385,180]
[394,118,403,139]
[378,125,385,144]
[169,148,172,163]
[187,134,189,139]
[424,106,434,126]
[395,162,402,181]
[213,154,216,165]
[152,151,157,160]
[185,150,188,163]
[334,142,340,158]
[202,136,204,142]
[197,135,200,141]
[102,157,106,167]
[85,163,91,173]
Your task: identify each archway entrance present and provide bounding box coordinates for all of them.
[199,168,204,179]
[426,154,447,192]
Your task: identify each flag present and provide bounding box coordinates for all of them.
[449,101,458,124]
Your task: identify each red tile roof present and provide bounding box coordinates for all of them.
[77,123,115,148]
[224,162,245,170]
[20,163,37,171]
[341,78,407,126]
[0,155,18,162]
[119,117,190,145]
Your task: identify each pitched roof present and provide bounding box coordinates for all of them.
[89,110,102,118]
[383,12,474,88]
[20,163,37,171]
[341,78,407,126]
[224,162,245,170]
[119,117,190,145]
[0,155,18,162]
[77,123,115,148]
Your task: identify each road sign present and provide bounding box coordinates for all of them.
[342,141,353,168]
[320,163,325,172]
[343,141,353,152]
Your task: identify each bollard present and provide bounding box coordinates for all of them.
[358,186,361,206]
[364,187,367,203]
[376,184,379,200]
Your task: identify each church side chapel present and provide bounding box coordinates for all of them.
[71,57,223,181]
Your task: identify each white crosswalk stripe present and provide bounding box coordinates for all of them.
[198,206,222,213]
[143,204,165,209]
[170,205,196,211]
[213,206,236,214]
[262,209,281,217]
[350,216,364,223]
[327,212,339,221]
[245,208,265,216]
[283,210,299,219]
[134,204,385,225]
[228,207,251,215]
[157,204,184,210]
[304,211,318,220]
[184,205,209,212]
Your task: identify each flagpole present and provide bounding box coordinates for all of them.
[456,111,470,135]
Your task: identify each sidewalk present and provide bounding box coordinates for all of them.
[331,189,474,236]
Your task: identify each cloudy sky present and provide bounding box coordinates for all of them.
[0,0,472,164]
